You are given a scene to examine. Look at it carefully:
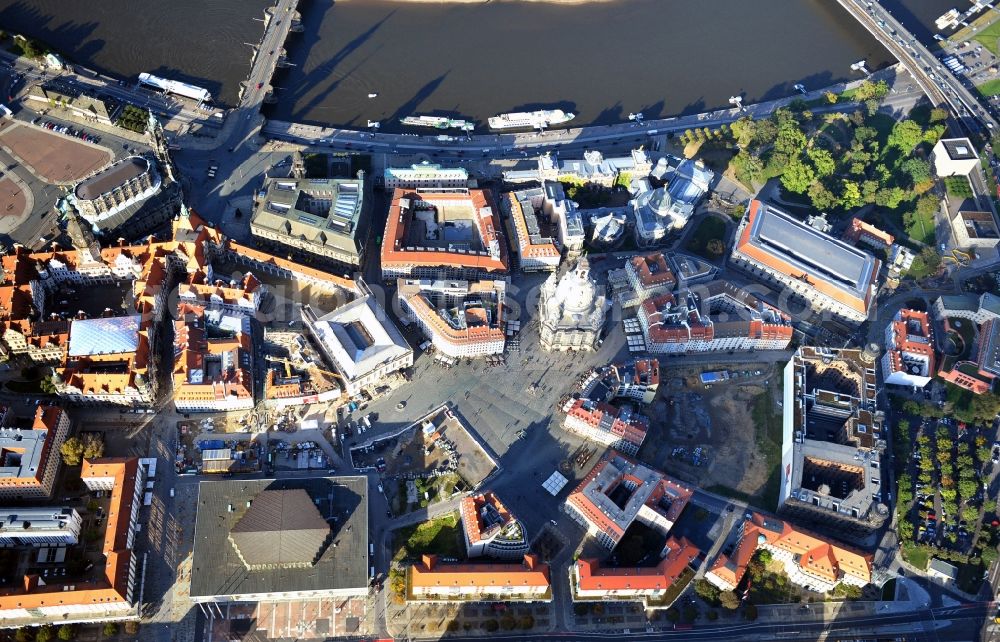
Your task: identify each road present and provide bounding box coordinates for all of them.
[836,0,998,135]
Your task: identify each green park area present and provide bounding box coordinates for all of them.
[392,511,463,563]
[974,20,1000,56]
[684,217,727,259]
[724,80,949,269]
[977,78,1000,98]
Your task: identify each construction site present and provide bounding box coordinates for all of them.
[637,363,784,507]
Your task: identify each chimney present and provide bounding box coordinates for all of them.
[523,554,539,570]
[422,554,437,570]
[23,574,39,592]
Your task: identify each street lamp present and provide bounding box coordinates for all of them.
[628,112,644,125]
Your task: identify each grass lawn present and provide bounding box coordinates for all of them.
[392,511,463,562]
[904,207,936,246]
[977,78,1000,98]
[944,176,974,198]
[974,20,1000,56]
[751,391,783,511]
[684,217,727,259]
[901,542,929,571]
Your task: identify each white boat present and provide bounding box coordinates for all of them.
[400,115,473,130]
[368,92,378,98]
[488,109,575,130]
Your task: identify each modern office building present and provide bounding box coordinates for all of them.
[779,347,889,540]
[408,554,550,601]
[730,200,881,323]
[303,295,413,397]
[566,450,693,550]
[381,188,509,280]
[251,176,369,268]
[538,258,608,352]
[705,513,872,594]
[396,278,506,358]
[460,492,530,560]
[931,137,979,177]
[189,476,369,604]
[950,210,1000,249]
[0,406,70,500]
[881,309,936,388]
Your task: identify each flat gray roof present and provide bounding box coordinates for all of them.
[748,202,876,299]
[75,157,150,201]
[190,476,368,600]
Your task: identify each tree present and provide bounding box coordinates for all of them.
[901,158,932,186]
[682,604,700,623]
[695,578,721,604]
[916,193,940,219]
[929,107,949,123]
[887,119,925,152]
[807,147,836,178]
[60,437,85,466]
[482,620,499,632]
[14,629,32,642]
[101,622,118,637]
[781,156,816,194]
[808,181,837,211]
[665,607,680,623]
[39,376,57,394]
[875,186,908,209]
[706,238,725,258]
[838,179,863,209]
[719,590,741,610]
[56,624,74,641]
[824,91,838,104]
[35,627,53,642]
[853,79,889,102]
[733,151,764,185]
[82,434,104,460]
[518,615,534,630]
[756,549,773,565]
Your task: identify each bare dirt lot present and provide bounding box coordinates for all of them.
[0,122,112,184]
[638,364,782,506]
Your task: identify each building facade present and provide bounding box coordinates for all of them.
[0,406,69,501]
[881,308,936,388]
[397,278,506,358]
[730,200,881,324]
[383,162,469,190]
[573,536,698,602]
[460,493,530,560]
[561,398,648,456]
[408,554,550,601]
[251,176,369,268]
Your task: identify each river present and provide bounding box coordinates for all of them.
[0,0,958,130]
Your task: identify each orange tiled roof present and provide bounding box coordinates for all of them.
[576,536,698,592]
[460,492,513,545]
[505,192,561,260]
[382,189,509,273]
[734,201,878,316]
[0,458,140,611]
[629,252,676,289]
[410,554,549,590]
